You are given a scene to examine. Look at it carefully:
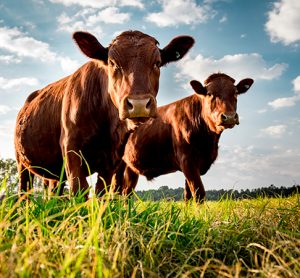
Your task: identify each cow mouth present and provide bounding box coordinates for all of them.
[216,122,236,131]
[220,123,236,129]
[126,117,151,131]
[129,117,149,124]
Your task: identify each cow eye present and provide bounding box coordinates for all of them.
[109,59,115,67]
[153,61,161,69]
[109,59,122,73]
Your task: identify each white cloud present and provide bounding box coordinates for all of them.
[292,75,300,92]
[265,0,300,45]
[260,124,287,138]
[0,26,79,73]
[50,0,144,9]
[268,97,299,109]
[268,75,300,109]
[176,53,287,83]
[0,105,11,115]
[208,144,300,187]
[146,0,214,27]
[0,76,39,90]
[59,57,80,74]
[57,11,104,36]
[0,26,56,62]
[87,7,130,24]
[0,55,21,64]
[58,7,130,36]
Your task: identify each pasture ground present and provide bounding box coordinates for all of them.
[0,190,299,277]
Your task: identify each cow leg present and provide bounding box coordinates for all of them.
[182,167,206,203]
[184,179,192,201]
[111,160,127,195]
[122,166,139,196]
[62,146,89,199]
[18,163,34,197]
[95,171,114,197]
[48,179,65,196]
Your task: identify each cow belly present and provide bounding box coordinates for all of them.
[125,154,178,181]
[15,114,63,179]
[141,167,177,180]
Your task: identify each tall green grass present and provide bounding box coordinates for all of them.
[0,188,299,277]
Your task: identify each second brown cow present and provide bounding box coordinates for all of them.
[114,73,254,202]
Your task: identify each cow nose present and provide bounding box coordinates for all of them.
[220,112,239,125]
[120,96,157,120]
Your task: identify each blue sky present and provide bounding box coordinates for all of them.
[0,0,300,191]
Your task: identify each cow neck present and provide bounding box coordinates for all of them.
[189,94,221,146]
[80,62,118,130]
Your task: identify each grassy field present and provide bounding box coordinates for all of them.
[0,190,299,277]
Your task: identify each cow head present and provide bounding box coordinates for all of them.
[73,31,194,124]
[190,73,254,134]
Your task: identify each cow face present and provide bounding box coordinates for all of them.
[73,31,194,124]
[190,74,254,133]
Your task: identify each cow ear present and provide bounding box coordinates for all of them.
[236,78,254,94]
[190,80,207,95]
[160,36,195,66]
[73,31,108,63]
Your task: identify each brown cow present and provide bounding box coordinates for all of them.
[113,73,254,202]
[14,30,195,198]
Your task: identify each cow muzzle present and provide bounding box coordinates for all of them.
[120,96,157,120]
[219,112,239,128]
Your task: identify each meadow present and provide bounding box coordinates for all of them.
[0,189,299,277]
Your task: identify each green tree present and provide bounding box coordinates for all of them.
[0,158,18,185]
[0,158,18,194]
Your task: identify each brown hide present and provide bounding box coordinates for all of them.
[114,73,254,202]
[14,30,195,198]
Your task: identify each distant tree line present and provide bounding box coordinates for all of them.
[136,184,300,201]
[1,158,299,201]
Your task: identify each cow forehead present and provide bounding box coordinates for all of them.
[110,30,158,47]
[206,77,236,96]
[108,32,160,64]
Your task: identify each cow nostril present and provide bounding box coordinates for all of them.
[234,113,239,120]
[126,99,134,110]
[221,114,228,122]
[146,98,151,109]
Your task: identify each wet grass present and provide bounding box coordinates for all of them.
[0,189,299,277]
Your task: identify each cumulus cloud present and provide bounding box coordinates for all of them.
[268,96,299,109]
[146,0,214,27]
[0,76,39,90]
[268,75,300,109]
[57,7,130,35]
[0,26,56,62]
[207,144,300,187]
[293,75,300,91]
[0,26,79,74]
[176,53,287,83]
[88,7,130,24]
[50,0,144,9]
[265,0,300,45]
[0,55,21,64]
[259,124,287,138]
[59,57,80,75]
